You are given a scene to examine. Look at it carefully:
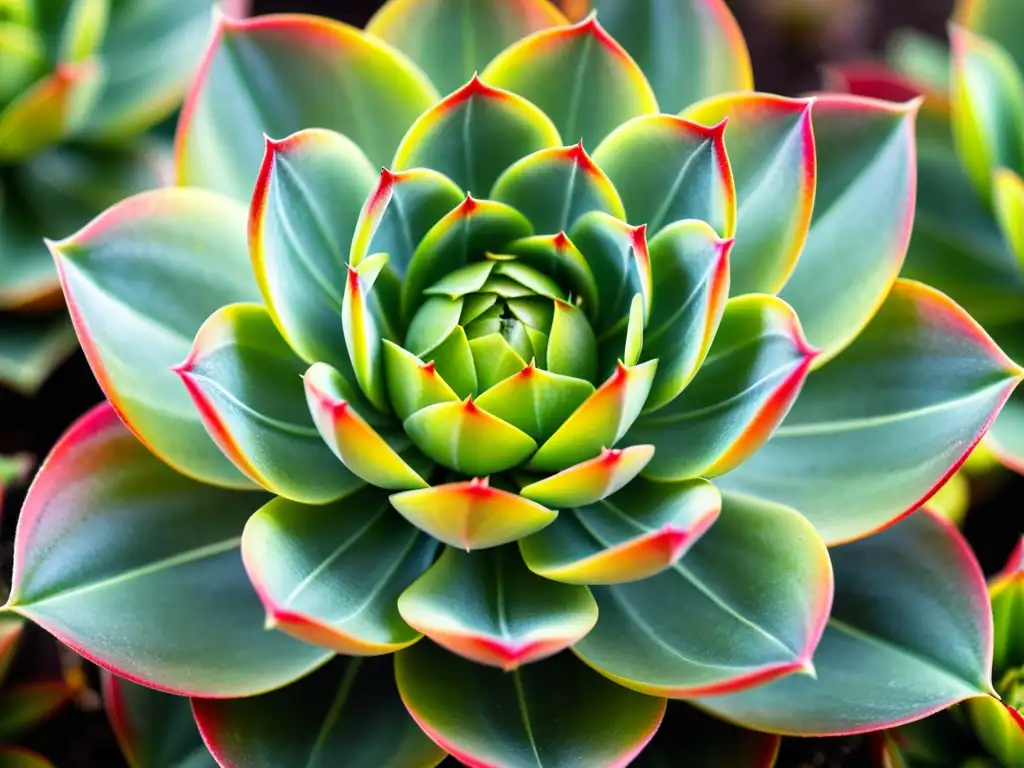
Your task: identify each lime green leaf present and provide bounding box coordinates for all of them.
[482,15,658,148]
[398,546,597,669]
[58,0,109,64]
[382,341,460,422]
[994,168,1024,272]
[683,93,815,295]
[634,704,780,768]
[633,294,816,481]
[990,538,1024,674]
[697,510,996,735]
[176,303,363,504]
[519,477,720,585]
[102,672,215,768]
[0,747,52,768]
[956,0,1024,76]
[547,298,598,381]
[467,332,527,391]
[250,128,377,373]
[593,115,735,239]
[396,642,665,767]
[0,22,44,106]
[574,492,830,697]
[421,326,477,399]
[0,682,74,739]
[49,188,259,488]
[366,0,567,96]
[779,94,918,362]
[969,695,1024,768]
[393,75,560,194]
[390,478,556,551]
[193,657,446,768]
[719,280,1024,544]
[6,404,330,696]
[343,254,392,412]
[176,13,438,201]
[506,232,599,311]
[0,314,78,396]
[521,444,654,508]
[575,0,752,114]
[242,491,436,655]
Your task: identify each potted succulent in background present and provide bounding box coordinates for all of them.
[2,0,1022,765]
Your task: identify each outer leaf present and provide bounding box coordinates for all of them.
[573,492,831,697]
[242,491,436,655]
[49,188,260,489]
[102,672,215,768]
[633,294,816,481]
[175,13,438,200]
[5,403,330,697]
[481,15,658,148]
[396,642,665,768]
[519,477,721,585]
[175,303,363,505]
[573,0,753,114]
[249,128,377,371]
[718,280,1024,544]
[682,92,815,295]
[696,511,996,735]
[592,115,735,238]
[397,546,597,669]
[633,704,780,768]
[0,315,78,397]
[779,94,918,362]
[393,75,560,195]
[194,657,446,768]
[366,0,567,95]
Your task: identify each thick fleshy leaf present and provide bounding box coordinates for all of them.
[0,682,74,739]
[175,303,363,504]
[397,546,597,669]
[956,0,1024,76]
[506,232,599,311]
[573,0,753,114]
[633,294,816,481]
[366,0,567,95]
[969,695,1024,768]
[573,492,830,697]
[49,188,260,489]
[396,642,665,767]
[390,478,556,551]
[951,25,1024,200]
[593,115,735,238]
[5,404,330,697]
[102,672,215,768]
[481,15,658,148]
[194,657,446,768]
[520,445,654,508]
[491,143,625,234]
[641,220,732,412]
[175,13,438,200]
[696,510,995,735]
[634,704,780,768]
[718,280,1024,544]
[242,491,436,655]
[519,477,720,585]
[0,314,78,396]
[990,538,1024,674]
[383,341,460,422]
[994,167,1024,273]
[779,94,918,362]
[249,128,376,371]
[682,92,815,295]
[393,75,560,195]
[342,255,391,412]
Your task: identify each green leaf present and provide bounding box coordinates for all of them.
[641,220,732,412]
[0,314,78,396]
[520,444,654,508]
[474,363,594,443]
[778,94,918,362]
[175,13,438,201]
[0,682,73,739]
[389,478,556,551]
[969,695,1024,768]
[633,704,780,768]
[718,280,1024,545]
[393,75,560,195]
[382,341,459,422]
[0,747,53,768]
[957,0,1024,77]
[396,642,665,767]
[250,128,377,373]
[176,303,363,504]
[6,403,330,697]
[575,0,752,114]
[102,672,216,768]
[546,299,598,381]
[49,188,260,489]
[682,93,816,295]
[990,538,1024,674]
[593,114,735,238]
[0,22,44,106]
[343,254,392,412]
[242,491,436,655]
[397,546,597,669]
[519,477,720,585]
[994,168,1024,272]
[696,510,996,735]
[0,616,25,685]
[193,657,446,768]
[633,294,816,481]
[366,0,567,96]
[573,492,830,697]
[506,232,599,311]
[481,15,658,149]
[58,0,109,64]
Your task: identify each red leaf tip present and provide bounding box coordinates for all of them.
[631,224,648,252]
[552,231,571,250]
[420,360,437,375]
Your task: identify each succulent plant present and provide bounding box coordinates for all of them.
[2,0,1022,765]
[0,0,242,395]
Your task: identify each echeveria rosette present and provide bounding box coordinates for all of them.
[0,0,241,395]
[4,1,1022,765]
